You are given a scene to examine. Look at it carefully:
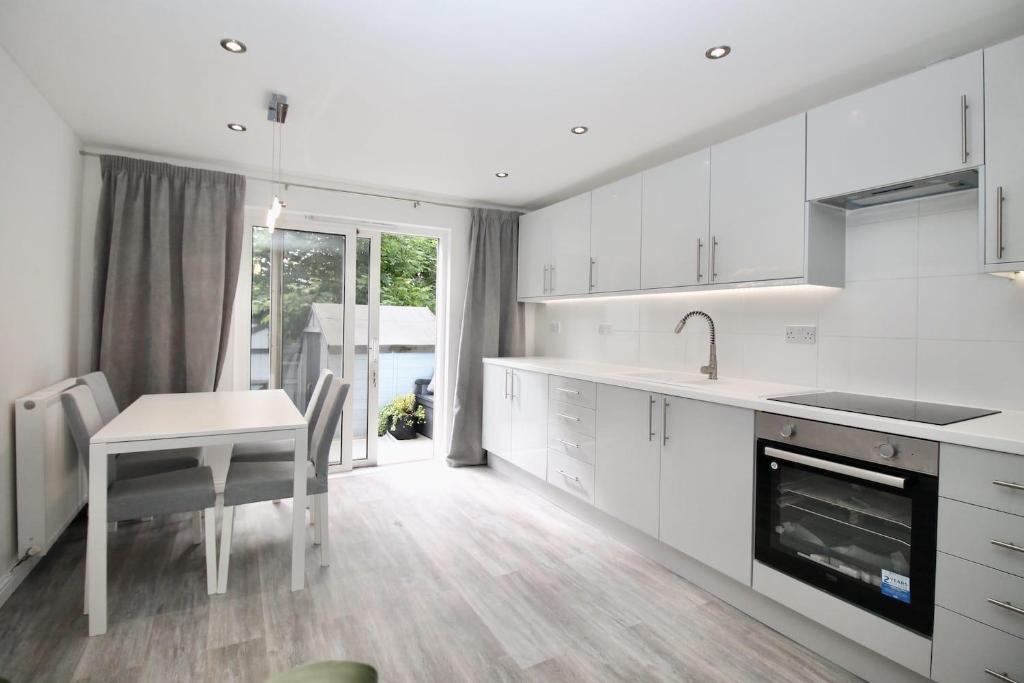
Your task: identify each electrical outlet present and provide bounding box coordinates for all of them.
[785,325,817,344]
[549,321,561,334]
[598,323,614,335]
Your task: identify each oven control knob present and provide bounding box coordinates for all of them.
[780,424,795,439]
[876,443,897,459]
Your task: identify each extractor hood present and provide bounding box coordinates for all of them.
[815,169,978,210]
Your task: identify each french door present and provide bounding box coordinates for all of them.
[250,222,381,470]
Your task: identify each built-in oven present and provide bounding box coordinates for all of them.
[754,412,939,636]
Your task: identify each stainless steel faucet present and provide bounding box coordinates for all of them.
[674,311,718,380]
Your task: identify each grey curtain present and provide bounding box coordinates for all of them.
[94,155,245,407]
[447,208,524,467]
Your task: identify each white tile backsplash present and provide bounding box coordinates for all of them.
[533,190,1024,410]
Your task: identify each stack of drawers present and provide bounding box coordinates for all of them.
[932,444,1024,683]
[545,376,597,503]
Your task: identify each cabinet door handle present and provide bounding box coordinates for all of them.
[991,539,1024,554]
[985,670,1020,683]
[987,598,1024,617]
[960,94,969,164]
[696,238,704,282]
[996,187,1005,260]
[504,370,510,399]
[662,398,670,445]
[711,236,719,282]
[648,395,656,442]
[555,412,580,423]
[994,479,1024,492]
[589,258,597,291]
[557,469,581,483]
[556,438,580,449]
[543,264,550,293]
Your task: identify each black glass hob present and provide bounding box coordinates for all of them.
[767,391,1000,425]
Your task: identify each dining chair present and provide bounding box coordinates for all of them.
[217,381,349,592]
[231,369,334,463]
[77,371,200,480]
[61,385,219,600]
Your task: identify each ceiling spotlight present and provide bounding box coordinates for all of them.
[220,38,247,54]
[570,126,589,135]
[495,171,509,178]
[227,123,246,132]
[705,45,731,60]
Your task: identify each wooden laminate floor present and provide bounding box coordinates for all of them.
[0,459,862,682]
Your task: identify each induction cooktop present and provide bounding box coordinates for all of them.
[767,391,1000,425]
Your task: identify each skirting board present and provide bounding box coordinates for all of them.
[487,455,932,683]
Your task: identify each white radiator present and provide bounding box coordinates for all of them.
[14,378,86,560]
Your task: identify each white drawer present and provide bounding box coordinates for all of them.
[548,375,597,409]
[941,443,1024,517]
[546,426,596,466]
[931,606,1024,683]
[547,449,595,504]
[938,499,1024,579]
[547,400,596,437]
[937,552,1024,639]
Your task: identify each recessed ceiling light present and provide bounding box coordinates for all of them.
[227,123,247,132]
[571,126,589,135]
[495,171,509,178]
[220,38,247,54]
[705,45,731,60]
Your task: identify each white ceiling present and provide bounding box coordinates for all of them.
[2,1,1023,209]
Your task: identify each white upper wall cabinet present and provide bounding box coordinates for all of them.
[641,150,711,289]
[590,174,642,293]
[984,35,1024,268]
[517,210,548,299]
[550,193,591,296]
[710,114,807,284]
[807,51,984,201]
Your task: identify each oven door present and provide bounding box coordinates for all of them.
[754,439,938,636]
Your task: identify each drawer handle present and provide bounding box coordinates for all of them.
[556,438,580,449]
[994,480,1024,492]
[555,412,581,423]
[555,387,580,395]
[985,670,1020,683]
[988,598,1024,617]
[557,469,581,483]
[991,539,1024,554]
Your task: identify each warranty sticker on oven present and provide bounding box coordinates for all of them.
[881,570,911,603]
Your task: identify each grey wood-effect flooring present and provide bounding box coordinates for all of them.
[0,459,862,682]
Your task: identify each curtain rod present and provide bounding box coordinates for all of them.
[77,149,499,212]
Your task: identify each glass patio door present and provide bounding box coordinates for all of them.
[250,223,380,471]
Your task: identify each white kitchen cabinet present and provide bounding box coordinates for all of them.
[659,398,755,585]
[710,114,807,285]
[590,174,642,293]
[984,35,1024,268]
[517,209,549,299]
[482,364,511,456]
[641,149,711,289]
[595,384,662,537]
[807,51,984,201]
[482,365,547,478]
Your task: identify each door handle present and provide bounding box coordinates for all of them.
[960,94,969,164]
[504,370,510,399]
[662,398,669,445]
[696,238,704,282]
[589,258,597,291]
[543,265,550,293]
[996,187,1005,260]
[711,236,719,282]
[648,395,656,442]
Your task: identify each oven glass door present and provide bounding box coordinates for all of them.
[755,440,937,636]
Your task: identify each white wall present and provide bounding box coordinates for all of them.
[0,45,82,571]
[535,190,1024,411]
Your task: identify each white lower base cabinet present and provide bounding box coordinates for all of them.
[595,385,663,537]
[659,398,755,585]
[931,606,1024,683]
[482,365,548,478]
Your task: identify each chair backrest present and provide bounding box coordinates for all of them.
[77,371,120,424]
[310,382,350,479]
[303,370,334,448]
[61,385,116,485]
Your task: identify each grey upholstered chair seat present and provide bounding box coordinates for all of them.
[223,462,327,507]
[108,467,216,522]
[116,448,200,480]
[231,440,293,463]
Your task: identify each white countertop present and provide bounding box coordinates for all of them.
[484,356,1024,456]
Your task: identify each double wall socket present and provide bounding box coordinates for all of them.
[785,325,817,344]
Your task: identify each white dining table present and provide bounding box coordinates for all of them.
[86,389,308,636]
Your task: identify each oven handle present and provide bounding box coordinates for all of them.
[764,447,906,490]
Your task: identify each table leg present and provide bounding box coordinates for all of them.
[291,426,308,591]
[87,443,108,636]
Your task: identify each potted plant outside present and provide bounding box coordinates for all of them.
[378,393,427,440]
